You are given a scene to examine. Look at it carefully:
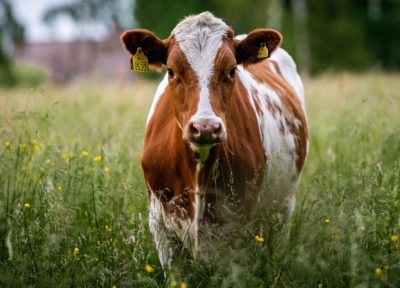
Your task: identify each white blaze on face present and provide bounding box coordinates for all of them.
[171,12,228,125]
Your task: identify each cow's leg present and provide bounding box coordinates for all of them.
[275,189,296,239]
[149,193,171,269]
[281,190,296,223]
[148,194,177,269]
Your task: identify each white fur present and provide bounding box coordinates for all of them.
[147,73,168,123]
[270,48,305,101]
[148,192,172,268]
[149,188,196,268]
[237,48,306,214]
[172,12,227,129]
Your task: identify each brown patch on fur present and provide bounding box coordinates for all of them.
[142,89,198,220]
[246,59,308,173]
[251,88,263,117]
[141,37,201,220]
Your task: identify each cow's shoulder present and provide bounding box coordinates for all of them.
[269,48,304,101]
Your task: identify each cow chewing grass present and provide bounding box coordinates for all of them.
[120,11,308,269]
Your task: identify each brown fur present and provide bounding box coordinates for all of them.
[246,60,308,172]
[235,29,282,65]
[120,29,168,69]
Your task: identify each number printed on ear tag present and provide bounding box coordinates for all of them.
[130,47,149,72]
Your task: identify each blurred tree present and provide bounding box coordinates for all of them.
[212,0,268,34]
[266,0,283,30]
[134,0,206,39]
[290,0,310,74]
[134,0,400,74]
[304,0,373,73]
[43,0,135,78]
[0,0,24,86]
[43,0,133,33]
[134,0,269,38]
[365,0,400,70]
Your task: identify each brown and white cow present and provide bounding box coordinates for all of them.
[121,12,308,268]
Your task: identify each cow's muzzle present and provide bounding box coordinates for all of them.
[185,118,226,145]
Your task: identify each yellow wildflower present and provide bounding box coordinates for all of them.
[82,150,89,157]
[324,218,332,223]
[171,280,178,287]
[4,141,12,148]
[93,155,102,162]
[112,285,117,288]
[45,159,53,165]
[105,225,112,232]
[180,283,188,288]
[57,185,63,192]
[33,144,41,153]
[144,264,154,273]
[255,235,265,243]
[24,203,31,209]
[375,267,383,277]
[73,247,79,256]
[104,166,111,173]
[31,139,38,144]
[19,143,28,149]
[390,234,398,242]
[61,151,74,160]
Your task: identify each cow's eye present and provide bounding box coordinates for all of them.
[167,68,175,78]
[229,66,237,78]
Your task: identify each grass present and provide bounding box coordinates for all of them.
[0,73,399,287]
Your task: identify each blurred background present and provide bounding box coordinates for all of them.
[1,0,400,87]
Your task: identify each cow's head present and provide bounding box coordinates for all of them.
[121,12,281,158]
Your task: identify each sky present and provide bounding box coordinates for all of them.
[12,0,131,43]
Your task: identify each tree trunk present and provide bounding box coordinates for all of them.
[266,0,283,30]
[368,0,382,20]
[290,0,310,75]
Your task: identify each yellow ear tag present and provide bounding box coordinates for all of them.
[257,42,269,59]
[130,47,149,72]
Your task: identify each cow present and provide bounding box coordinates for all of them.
[120,12,308,269]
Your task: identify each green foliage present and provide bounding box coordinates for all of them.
[0,0,25,82]
[0,74,400,286]
[43,0,128,30]
[134,0,209,39]
[133,0,400,73]
[0,62,47,87]
[134,0,268,39]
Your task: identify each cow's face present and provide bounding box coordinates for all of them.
[121,12,281,156]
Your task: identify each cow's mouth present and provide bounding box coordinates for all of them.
[190,139,223,146]
[188,141,221,162]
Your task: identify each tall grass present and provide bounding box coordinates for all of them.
[0,73,399,287]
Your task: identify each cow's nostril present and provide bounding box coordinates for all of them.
[190,123,201,137]
[212,123,221,136]
[188,119,225,144]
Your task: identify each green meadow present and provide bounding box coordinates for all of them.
[0,73,399,287]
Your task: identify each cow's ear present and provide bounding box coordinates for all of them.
[120,29,168,70]
[235,29,282,65]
